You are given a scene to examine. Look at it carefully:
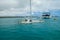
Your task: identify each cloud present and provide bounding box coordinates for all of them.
[0,0,30,16]
[32,0,60,11]
[0,0,60,16]
[0,0,18,10]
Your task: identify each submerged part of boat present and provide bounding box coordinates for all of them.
[19,0,44,24]
[20,19,44,24]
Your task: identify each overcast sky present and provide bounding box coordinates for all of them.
[0,0,60,16]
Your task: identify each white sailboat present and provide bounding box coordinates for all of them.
[20,0,44,24]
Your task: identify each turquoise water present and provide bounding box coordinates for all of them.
[0,18,60,40]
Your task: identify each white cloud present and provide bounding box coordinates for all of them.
[0,0,18,8]
[0,0,60,16]
[0,0,30,16]
[0,7,30,16]
[32,0,60,11]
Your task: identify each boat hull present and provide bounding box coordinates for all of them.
[20,20,44,24]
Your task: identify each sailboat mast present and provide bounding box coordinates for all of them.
[30,0,32,18]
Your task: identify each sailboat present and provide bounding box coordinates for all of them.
[20,0,44,23]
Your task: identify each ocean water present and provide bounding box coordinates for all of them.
[0,18,60,40]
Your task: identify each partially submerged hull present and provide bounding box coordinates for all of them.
[20,19,44,24]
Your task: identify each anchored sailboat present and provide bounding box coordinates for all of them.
[20,0,44,23]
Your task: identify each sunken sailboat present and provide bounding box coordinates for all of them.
[20,0,44,23]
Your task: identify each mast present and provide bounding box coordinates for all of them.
[30,0,32,18]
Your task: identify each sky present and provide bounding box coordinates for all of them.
[0,0,60,16]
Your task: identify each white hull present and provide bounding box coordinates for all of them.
[20,20,44,24]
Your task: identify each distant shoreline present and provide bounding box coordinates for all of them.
[0,16,40,18]
[0,16,59,18]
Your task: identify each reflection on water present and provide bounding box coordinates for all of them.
[0,18,60,40]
